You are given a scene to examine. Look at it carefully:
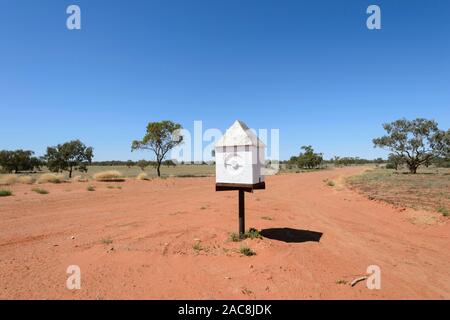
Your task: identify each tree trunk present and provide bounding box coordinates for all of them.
[69,167,73,178]
[157,162,161,177]
[408,163,418,174]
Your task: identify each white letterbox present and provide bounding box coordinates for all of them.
[215,120,265,187]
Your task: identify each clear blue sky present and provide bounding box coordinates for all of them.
[1,0,449,161]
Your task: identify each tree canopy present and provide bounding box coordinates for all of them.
[373,118,449,173]
[131,121,183,177]
[44,140,93,178]
[0,150,41,173]
[290,145,323,169]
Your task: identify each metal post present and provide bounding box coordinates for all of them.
[239,190,245,237]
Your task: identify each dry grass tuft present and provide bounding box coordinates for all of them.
[18,176,35,184]
[0,174,18,185]
[72,175,89,182]
[32,187,49,194]
[136,172,149,180]
[37,173,66,184]
[93,170,124,182]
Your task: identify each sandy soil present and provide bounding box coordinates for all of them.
[0,167,449,299]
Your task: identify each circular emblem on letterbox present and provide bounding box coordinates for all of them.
[224,153,244,176]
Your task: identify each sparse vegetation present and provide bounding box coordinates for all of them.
[93,170,124,181]
[244,228,262,239]
[261,216,273,220]
[32,188,49,194]
[37,173,66,184]
[326,180,335,187]
[229,232,240,242]
[136,172,149,180]
[72,175,88,182]
[347,168,450,212]
[18,176,35,184]
[193,242,202,251]
[0,174,18,185]
[0,189,12,197]
[101,238,113,245]
[87,185,96,191]
[107,185,122,189]
[437,207,449,217]
[136,159,150,172]
[239,246,255,256]
[229,228,262,242]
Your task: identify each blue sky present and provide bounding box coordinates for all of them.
[0,0,449,161]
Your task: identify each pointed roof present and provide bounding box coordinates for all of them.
[215,120,266,147]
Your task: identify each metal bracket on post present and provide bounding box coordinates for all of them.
[239,190,245,238]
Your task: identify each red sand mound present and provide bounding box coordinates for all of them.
[0,167,449,299]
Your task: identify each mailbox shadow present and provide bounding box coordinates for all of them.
[260,228,323,243]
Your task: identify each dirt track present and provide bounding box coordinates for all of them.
[0,167,449,299]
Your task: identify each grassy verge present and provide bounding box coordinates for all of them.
[346,167,450,213]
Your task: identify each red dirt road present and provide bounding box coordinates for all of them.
[0,167,449,299]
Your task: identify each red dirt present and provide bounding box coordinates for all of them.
[0,167,449,299]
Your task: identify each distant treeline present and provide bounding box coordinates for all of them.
[2,117,449,175]
[89,160,211,166]
[283,149,450,170]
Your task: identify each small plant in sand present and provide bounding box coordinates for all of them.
[101,238,113,245]
[229,232,240,242]
[437,207,449,217]
[136,172,149,180]
[107,185,122,189]
[32,188,49,195]
[229,228,262,242]
[239,246,255,256]
[244,228,262,240]
[72,175,88,182]
[87,185,96,191]
[192,242,202,252]
[38,173,66,184]
[18,176,35,184]
[0,189,12,197]
[326,180,335,187]
[93,170,124,182]
[0,174,17,185]
[261,216,273,221]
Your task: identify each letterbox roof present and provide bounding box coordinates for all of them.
[215,120,266,148]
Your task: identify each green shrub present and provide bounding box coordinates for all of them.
[0,189,12,197]
[385,163,396,169]
[244,228,262,239]
[240,246,255,256]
